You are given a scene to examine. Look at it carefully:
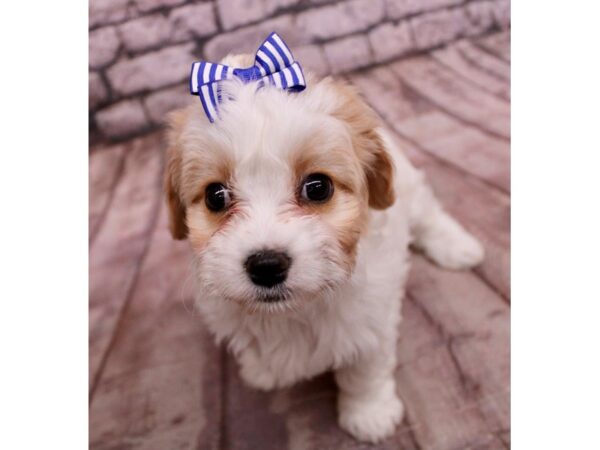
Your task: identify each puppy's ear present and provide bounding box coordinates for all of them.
[331,81,395,210]
[362,133,395,210]
[164,109,189,240]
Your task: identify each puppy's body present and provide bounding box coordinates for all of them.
[166,54,484,442]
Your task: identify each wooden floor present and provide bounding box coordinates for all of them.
[89,31,510,450]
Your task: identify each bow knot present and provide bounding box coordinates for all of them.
[190,32,306,122]
[233,66,263,83]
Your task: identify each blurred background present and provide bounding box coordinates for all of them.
[89,1,510,449]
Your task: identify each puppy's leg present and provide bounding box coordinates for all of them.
[380,129,484,270]
[335,349,404,443]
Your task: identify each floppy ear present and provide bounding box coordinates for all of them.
[362,132,395,210]
[164,110,189,240]
[331,81,395,210]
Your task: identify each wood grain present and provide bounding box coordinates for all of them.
[89,144,126,244]
[90,204,223,450]
[475,31,511,63]
[431,40,510,101]
[89,133,164,390]
[390,56,510,140]
[350,67,510,192]
[401,256,510,446]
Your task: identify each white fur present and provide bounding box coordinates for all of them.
[184,65,484,443]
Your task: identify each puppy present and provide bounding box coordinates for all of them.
[165,53,484,443]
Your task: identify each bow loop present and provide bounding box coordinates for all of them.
[189,32,306,122]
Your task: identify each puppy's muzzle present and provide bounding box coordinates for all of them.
[244,250,291,288]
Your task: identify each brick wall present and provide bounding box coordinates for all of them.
[89,0,510,141]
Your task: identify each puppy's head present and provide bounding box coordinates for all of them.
[165,57,395,312]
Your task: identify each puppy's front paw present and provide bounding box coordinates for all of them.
[338,392,404,443]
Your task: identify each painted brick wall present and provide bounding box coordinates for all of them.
[89,0,510,141]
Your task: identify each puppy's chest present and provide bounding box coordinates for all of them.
[242,298,380,374]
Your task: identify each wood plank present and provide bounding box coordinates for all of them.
[391,250,510,450]
[396,278,508,449]
[431,40,510,100]
[406,256,509,427]
[475,31,511,63]
[390,56,510,139]
[454,39,509,82]
[405,113,509,192]
[90,203,224,450]
[89,133,164,390]
[89,144,126,244]
[350,68,510,192]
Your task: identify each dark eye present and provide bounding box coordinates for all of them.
[205,183,232,212]
[300,173,334,203]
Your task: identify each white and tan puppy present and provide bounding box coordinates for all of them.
[165,54,484,443]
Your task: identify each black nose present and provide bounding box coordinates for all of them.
[244,250,291,288]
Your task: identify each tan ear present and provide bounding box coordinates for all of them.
[331,80,395,210]
[363,133,395,210]
[164,109,189,240]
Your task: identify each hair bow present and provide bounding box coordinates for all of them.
[189,32,307,122]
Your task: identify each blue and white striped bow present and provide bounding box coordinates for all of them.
[190,32,307,122]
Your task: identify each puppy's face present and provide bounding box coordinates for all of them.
[166,67,394,312]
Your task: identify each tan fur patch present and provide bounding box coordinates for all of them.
[328,80,396,210]
[289,130,369,264]
[164,107,235,247]
[164,109,190,240]
[186,204,235,252]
